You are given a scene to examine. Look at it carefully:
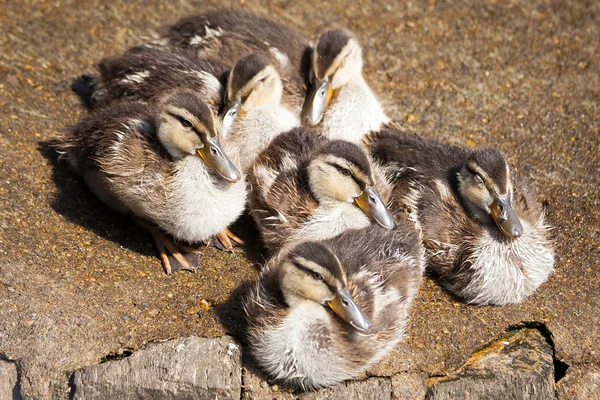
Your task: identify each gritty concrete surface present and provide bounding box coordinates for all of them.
[0,0,598,398]
[556,365,600,400]
[71,335,241,399]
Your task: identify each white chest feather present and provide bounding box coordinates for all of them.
[459,217,555,305]
[321,78,389,144]
[224,105,300,173]
[157,157,246,243]
[251,302,350,390]
[289,203,371,244]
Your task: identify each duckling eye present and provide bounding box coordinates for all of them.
[180,118,193,128]
[341,168,352,176]
[312,272,324,281]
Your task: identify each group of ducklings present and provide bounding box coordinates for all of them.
[56,10,555,391]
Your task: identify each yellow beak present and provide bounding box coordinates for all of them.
[196,137,241,183]
[354,186,397,230]
[490,195,523,239]
[302,79,334,126]
[328,288,370,332]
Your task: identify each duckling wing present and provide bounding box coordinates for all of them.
[92,47,225,113]
[57,101,171,215]
[364,124,466,182]
[158,11,310,107]
[249,128,326,251]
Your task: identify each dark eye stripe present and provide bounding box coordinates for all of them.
[168,112,202,136]
[292,261,337,292]
[326,162,364,187]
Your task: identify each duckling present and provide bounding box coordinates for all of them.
[364,125,555,305]
[159,13,388,142]
[73,46,227,114]
[244,223,424,390]
[157,10,310,114]
[302,29,389,143]
[73,47,296,143]
[55,89,246,274]
[249,127,396,253]
[220,52,298,141]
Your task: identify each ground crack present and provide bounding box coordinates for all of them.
[508,321,570,383]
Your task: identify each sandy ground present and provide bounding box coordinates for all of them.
[0,0,598,398]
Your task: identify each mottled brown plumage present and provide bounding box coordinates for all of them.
[244,223,424,390]
[364,124,554,305]
[74,46,227,114]
[55,90,246,273]
[157,10,310,112]
[249,127,397,253]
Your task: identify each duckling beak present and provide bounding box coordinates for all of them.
[490,195,523,239]
[196,137,241,183]
[328,288,371,332]
[302,79,334,126]
[221,100,242,138]
[354,186,397,230]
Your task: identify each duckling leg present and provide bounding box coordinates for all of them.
[207,228,245,251]
[147,228,172,275]
[134,217,197,274]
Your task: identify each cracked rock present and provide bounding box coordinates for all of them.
[392,372,426,400]
[424,328,554,400]
[242,367,391,400]
[72,336,241,399]
[0,360,18,400]
[301,377,391,400]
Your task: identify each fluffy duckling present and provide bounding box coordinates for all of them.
[55,89,246,274]
[244,223,424,390]
[73,47,296,142]
[364,126,554,305]
[250,127,396,253]
[157,10,310,113]
[302,29,389,143]
[159,12,388,142]
[73,46,226,114]
[220,53,298,140]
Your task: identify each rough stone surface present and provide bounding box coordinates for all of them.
[71,336,241,400]
[0,0,599,398]
[556,365,600,400]
[301,378,391,400]
[424,328,554,399]
[242,368,391,399]
[392,373,426,400]
[0,360,18,400]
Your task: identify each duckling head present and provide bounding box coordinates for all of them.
[307,140,396,229]
[278,241,371,332]
[302,29,363,126]
[458,148,523,239]
[156,89,241,183]
[221,53,283,136]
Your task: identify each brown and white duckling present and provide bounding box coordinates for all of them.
[244,223,424,390]
[220,53,299,143]
[364,126,554,305]
[73,46,226,114]
[159,12,388,143]
[157,10,310,114]
[55,89,245,274]
[302,29,389,143]
[250,127,396,253]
